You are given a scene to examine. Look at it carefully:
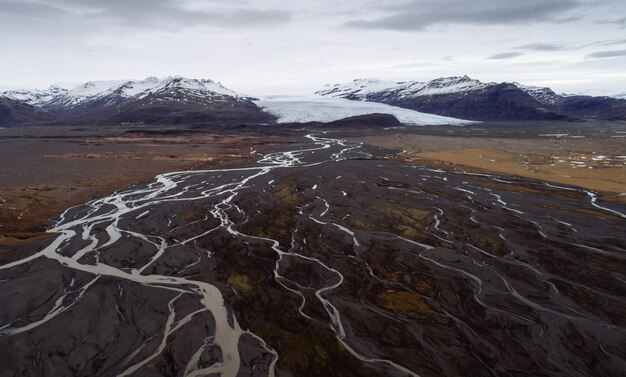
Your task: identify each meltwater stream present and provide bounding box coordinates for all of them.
[0,134,625,377]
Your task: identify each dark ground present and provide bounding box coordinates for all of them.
[0,123,625,376]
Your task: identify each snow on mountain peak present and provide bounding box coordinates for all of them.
[68,80,129,97]
[66,76,237,99]
[1,76,240,109]
[319,79,404,98]
[155,76,237,97]
[613,92,626,100]
[415,76,488,95]
[0,85,69,105]
[512,82,560,105]
[317,76,492,99]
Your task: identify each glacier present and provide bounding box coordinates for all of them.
[254,95,473,125]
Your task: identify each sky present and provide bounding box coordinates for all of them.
[1,0,625,96]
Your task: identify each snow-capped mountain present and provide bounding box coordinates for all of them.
[1,76,243,114]
[62,76,237,103]
[1,85,69,107]
[3,75,625,127]
[317,76,566,121]
[317,76,490,100]
[0,76,275,126]
[512,84,626,121]
[512,83,562,106]
[318,76,626,121]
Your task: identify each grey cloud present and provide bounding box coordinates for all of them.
[596,16,626,26]
[516,38,626,52]
[553,15,583,23]
[516,43,568,51]
[91,1,292,29]
[587,49,626,58]
[487,52,524,60]
[391,61,443,69]
[0,0,291,31]
[0,0,88,35]
[593,38,626,46]
[345,0,581,31]
[0,1,70,17]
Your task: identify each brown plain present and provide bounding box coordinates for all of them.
[0,127,283,244]
[350,133,626,203]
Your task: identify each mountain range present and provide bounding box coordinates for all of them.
[1,75,625,127]
[0,76,275,127]
[317,76,626,122]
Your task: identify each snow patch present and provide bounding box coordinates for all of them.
[612,92,626,100]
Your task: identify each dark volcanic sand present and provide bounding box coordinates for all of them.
[0,133,625,377]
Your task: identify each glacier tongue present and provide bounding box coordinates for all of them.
[254,95,473,125]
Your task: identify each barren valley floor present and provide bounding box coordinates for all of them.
[0,122,624,377]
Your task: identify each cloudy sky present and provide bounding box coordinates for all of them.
[1,0,625,95]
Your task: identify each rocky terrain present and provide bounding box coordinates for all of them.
[0,128,624,377]
[514,83,626,121]
[0,98,52,127]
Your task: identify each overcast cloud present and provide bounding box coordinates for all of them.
[0,0,625,95]
[587,49,626,58]
[0,0,292,32]
[487,52,524,60]
[345,0,582,31]
[516,43,570,51]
